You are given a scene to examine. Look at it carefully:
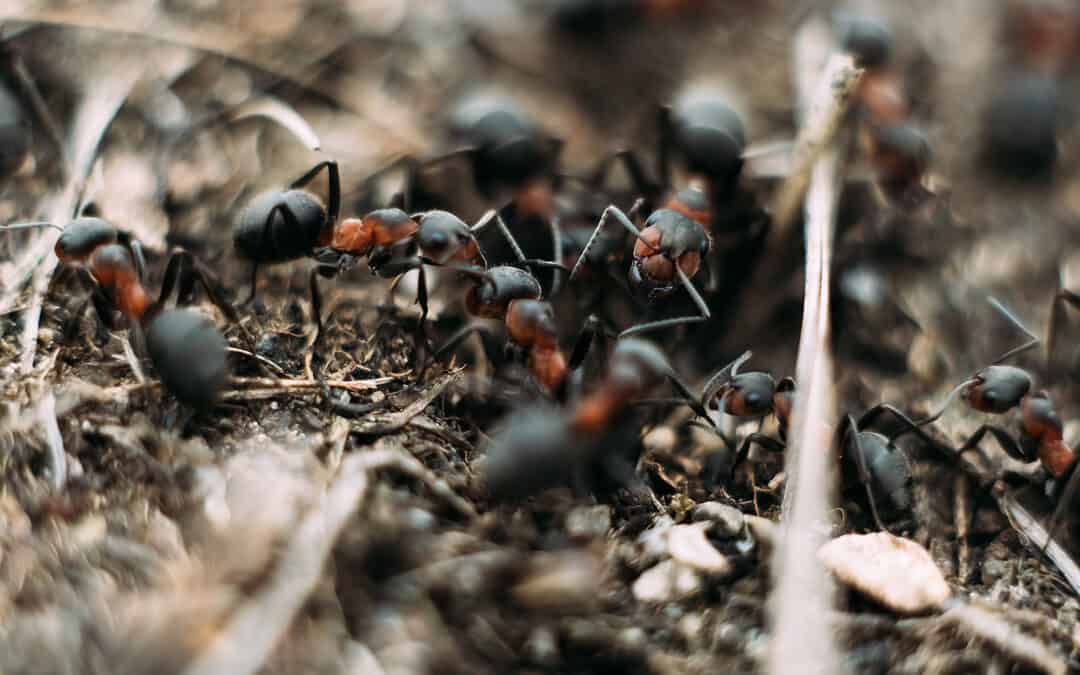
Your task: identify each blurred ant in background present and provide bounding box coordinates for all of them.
[3,217,237,412]
[836,13,932,205]
[981,0,1077,178]
[483,337,712,500]
[547,0,714,36]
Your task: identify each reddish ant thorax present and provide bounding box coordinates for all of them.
[89,244,151,321]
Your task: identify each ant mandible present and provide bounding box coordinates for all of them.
[3,217,236,410]
[483,337,713,500]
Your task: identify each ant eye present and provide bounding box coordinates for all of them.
[983,389,998,405]
[422,229,450,251]
[745,391,763,407]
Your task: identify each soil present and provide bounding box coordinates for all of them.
[1,2,1079,674]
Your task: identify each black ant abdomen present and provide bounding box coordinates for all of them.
[144,308,229,412]
[0,82,29,178]
[234,189,328,263]
[667,93,747,189]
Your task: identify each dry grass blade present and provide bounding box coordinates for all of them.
[936,604,1067,675]
[768,19,859,675]
[227,95,321,151]
[998,495,1080,596]
[180,452,372,675]
[3,56,145,372]
[35,390,66,493]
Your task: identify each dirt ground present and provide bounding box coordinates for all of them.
[1,1,1080,674]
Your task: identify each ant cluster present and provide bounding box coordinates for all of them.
[2,7,1077,549]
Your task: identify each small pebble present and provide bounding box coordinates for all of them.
[565,504,612,540]
[632,560,703,604]
[691,501,745,538]
[819,532,951,614]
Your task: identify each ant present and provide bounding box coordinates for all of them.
[836,14,931,203]
[835,411,919,534]
[695,351,795,490]
[483,336,713,500]
[895,297,1079,541]
[981,1,1076,177]
[428,231,570,393]
[2,218,237,411]
[566,193,713,337]
[233,159,523,340]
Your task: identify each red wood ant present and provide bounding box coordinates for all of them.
[836,14,931,203]
[483,337,711,500]
[429,235,571,393]
[3,217,237,411]
[981,1,1077,177]
[895,297,1078,540]
[695,351,795,490]
[567,193,713,337]
[232,159,523,340]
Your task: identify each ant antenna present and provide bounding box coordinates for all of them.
[909,377,977,428]
[988,295,1040,364]
[699,350,753,409]
[0,221,63,232]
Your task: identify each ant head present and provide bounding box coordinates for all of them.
[417,210,478,264]
[967,365,1032,414]
[631,210,707,290]
[723,371,777,418]
[54,217,118,262]
[868,123,930,185]
[670,93,747,184]
[834,13,893,68]
[88,243,138,289]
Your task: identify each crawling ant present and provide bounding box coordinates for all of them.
[2,218,237,411]
[429,232,570,393]
[895,297,1079,542]
[484,337,711,500]
[695,351,795,490]
[836,14,931,203]
[233,159,523,340]
[835,410,920,534]
[567,92,772,334]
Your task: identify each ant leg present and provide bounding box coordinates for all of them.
[860,404,950,455]
[699,350,753,410]
[568,314,606,371]
[549,213,564,295]
[568,201,646,283]
[588,149,656,197]
[843,415,892,533]
[123,237,147,283]
[471,209,526,262]
[160,249,239,323]
[244,201,307,304]
[1043,462,1080,555]
[957,425,1028,465]
[666,371,718,429]
[290,160,340,236]
[308,266,331,348]
[431,322,496,363]
[619,266,710,337]
[987,296,1040,364]
[725,433,787,485]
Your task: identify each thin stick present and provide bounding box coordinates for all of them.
[955,473,972,583]
[12,58,145,373]
[36,391,66,493]
[999,494,1080,596]
[181,452,373,675]
[768,22,855,675]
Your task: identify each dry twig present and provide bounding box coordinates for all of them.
[35,390,66,493]
[768,19,859,675]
